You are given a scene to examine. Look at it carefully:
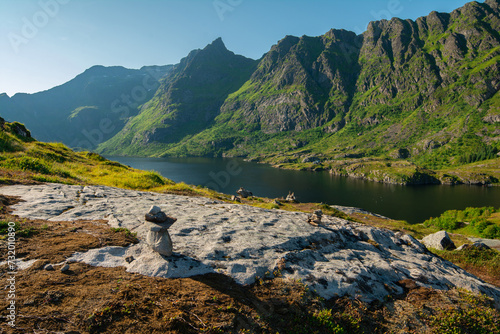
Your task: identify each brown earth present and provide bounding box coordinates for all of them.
[0,193,499,333]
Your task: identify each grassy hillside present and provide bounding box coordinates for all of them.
[0,117,210,196]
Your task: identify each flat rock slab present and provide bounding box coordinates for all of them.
[2,184,500,306]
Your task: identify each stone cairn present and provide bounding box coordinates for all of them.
[237,187,253,198]
[286,191,297,202]
[307,209,323,227]
[145,205,177,256]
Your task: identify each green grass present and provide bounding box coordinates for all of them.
[0,221,38,238]
[423,289,500,334]
[434,247,500,278]
[110,227,138,240]
[424,207,500,239]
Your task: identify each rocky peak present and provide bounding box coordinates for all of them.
[485,0,500,14]
[205,37,227,51]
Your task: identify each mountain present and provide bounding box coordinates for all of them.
[97,38,258,156]
[0,65,173,149]
[1,0,499,184]
[138,0,498,171]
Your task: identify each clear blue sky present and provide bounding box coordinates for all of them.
[0,0,479,97]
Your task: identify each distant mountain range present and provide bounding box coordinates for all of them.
[1,0,499,177]
[0,65,172,148]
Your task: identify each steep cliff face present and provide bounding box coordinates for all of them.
[150,0,499,165]
[218,30,361,134]
[98,38,257,156]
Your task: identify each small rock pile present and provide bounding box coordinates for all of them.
[237,187,252,198]
[307,210,323,227]
[286,191,297,202]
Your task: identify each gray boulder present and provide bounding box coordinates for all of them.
[302,156,320,163]
[43,264,54,271]
[60,263,70,272]
[421,231,456,250]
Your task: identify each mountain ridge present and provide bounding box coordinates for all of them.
[0,0,499,185]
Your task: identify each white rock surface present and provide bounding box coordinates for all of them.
[1,184,499,305]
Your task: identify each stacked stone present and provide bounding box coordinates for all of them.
[307,210,323,227]
[145,205,176,256]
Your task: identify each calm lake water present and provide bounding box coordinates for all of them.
[107,156,500,224]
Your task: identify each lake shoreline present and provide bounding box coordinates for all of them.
[105,155,500,224]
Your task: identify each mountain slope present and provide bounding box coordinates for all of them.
[97,38,258,156]
[0,65,172,149]
[136,0,500,174]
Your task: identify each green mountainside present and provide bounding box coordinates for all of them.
[97,38,258,156]
[1,0,499,185]
[96,0,500,185]
[0,65,173,149]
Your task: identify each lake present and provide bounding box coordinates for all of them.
[106,156,500,224]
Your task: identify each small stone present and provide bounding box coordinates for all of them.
[125,256,135,263]
[231,195,241,202]
[44,264,54,271]
[60,263,70,272]
[23,297,36,306]
[148,205,162,215]
[145,211,167,223]
[273,199,282,206]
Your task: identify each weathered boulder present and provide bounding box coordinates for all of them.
[237,187,252,198]
[390,148,410,159]
[421,231,456,250]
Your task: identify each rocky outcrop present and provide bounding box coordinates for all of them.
[2,183,500,307]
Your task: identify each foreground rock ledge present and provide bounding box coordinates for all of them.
[1,184,499,306]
